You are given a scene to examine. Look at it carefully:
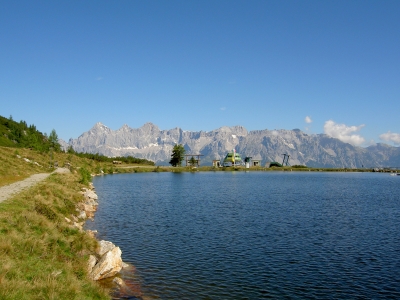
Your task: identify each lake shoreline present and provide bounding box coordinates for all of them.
[88,171,400,299]
[114,164,398,174]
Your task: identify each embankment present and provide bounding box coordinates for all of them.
[0,170,114,299]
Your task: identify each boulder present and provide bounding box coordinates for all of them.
[85,190,98,200]
[82,203,97,212]
[88,255,97,273]
[122,262,130,269]
[113,277,126,287]
[97,240,116,257]
[90,247,122,280]
[77,210,87,220]
[73,222,83,231]
[85,199,98,206]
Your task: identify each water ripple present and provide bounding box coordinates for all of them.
[87,172,400,299]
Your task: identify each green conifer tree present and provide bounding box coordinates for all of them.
[169,144,185,167]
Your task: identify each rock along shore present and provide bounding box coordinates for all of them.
[66,181,131,290]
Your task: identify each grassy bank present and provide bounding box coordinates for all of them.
[0,147,152,299]
[0,172,110,299]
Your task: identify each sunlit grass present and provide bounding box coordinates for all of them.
[0,170,110,299]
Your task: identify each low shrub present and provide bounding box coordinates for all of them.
[79,167,92,185]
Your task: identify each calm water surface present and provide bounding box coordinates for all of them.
[87,172,400,299]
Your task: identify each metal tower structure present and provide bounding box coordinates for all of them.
[281,153,291,166]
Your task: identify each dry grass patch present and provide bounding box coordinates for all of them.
[0,147,50,187]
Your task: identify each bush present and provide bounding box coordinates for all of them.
[79,167,92,185]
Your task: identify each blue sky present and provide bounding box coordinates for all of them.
[1,0,399,146]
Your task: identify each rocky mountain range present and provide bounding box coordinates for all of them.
[62,122,400,168]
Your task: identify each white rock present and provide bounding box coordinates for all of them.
[85,199,98,206]
[82,203,96,212]
[73,222,83,231]
[85,190,98,200]
[77,210,87,219]
[90,247,122,280]
[113,277,127,288]
[97,240,116,257]
[88,255,97,273]
[51,270,62,277]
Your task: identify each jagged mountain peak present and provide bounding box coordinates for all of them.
[213,125,247,135]
[93,121,107,128]
[140,122,160,132]
[90,122,110,131]
[118,124,131,131]
[67,122,400,168]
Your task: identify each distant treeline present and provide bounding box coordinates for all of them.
[0,115,59,151]
[67,147,155,165]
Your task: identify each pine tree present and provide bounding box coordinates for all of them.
[189,156,197,167]
[169,144,185,167]
[49,129,61,152]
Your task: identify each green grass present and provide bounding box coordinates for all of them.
[0,172,110,299]
[0,147,113,299]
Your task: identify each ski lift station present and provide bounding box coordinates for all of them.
[213,150,261,168]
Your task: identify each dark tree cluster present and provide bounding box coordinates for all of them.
[0,115,60,152]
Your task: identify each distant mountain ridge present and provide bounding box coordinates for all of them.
[64,122,400,168]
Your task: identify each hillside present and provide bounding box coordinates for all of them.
[0,115,59,151]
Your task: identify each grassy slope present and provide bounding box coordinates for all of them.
[0,172,109,299]
[0,146,158,188]
[0,145,167,299]
[0,147,49,187]
[0,147,114,299]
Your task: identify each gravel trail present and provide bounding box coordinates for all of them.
[0,168,70,203]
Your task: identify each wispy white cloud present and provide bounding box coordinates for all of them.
[379,131,400,145]
[305,116,312,124]
[96,76,103,81]
[323,120,365,146]
[220,107,226,111]
[365,139,376,146]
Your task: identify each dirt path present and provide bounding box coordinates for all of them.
[0,168,70,204]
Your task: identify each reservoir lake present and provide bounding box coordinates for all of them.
[87,172,400,299]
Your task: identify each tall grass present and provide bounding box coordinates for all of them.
[0,172,110,299]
